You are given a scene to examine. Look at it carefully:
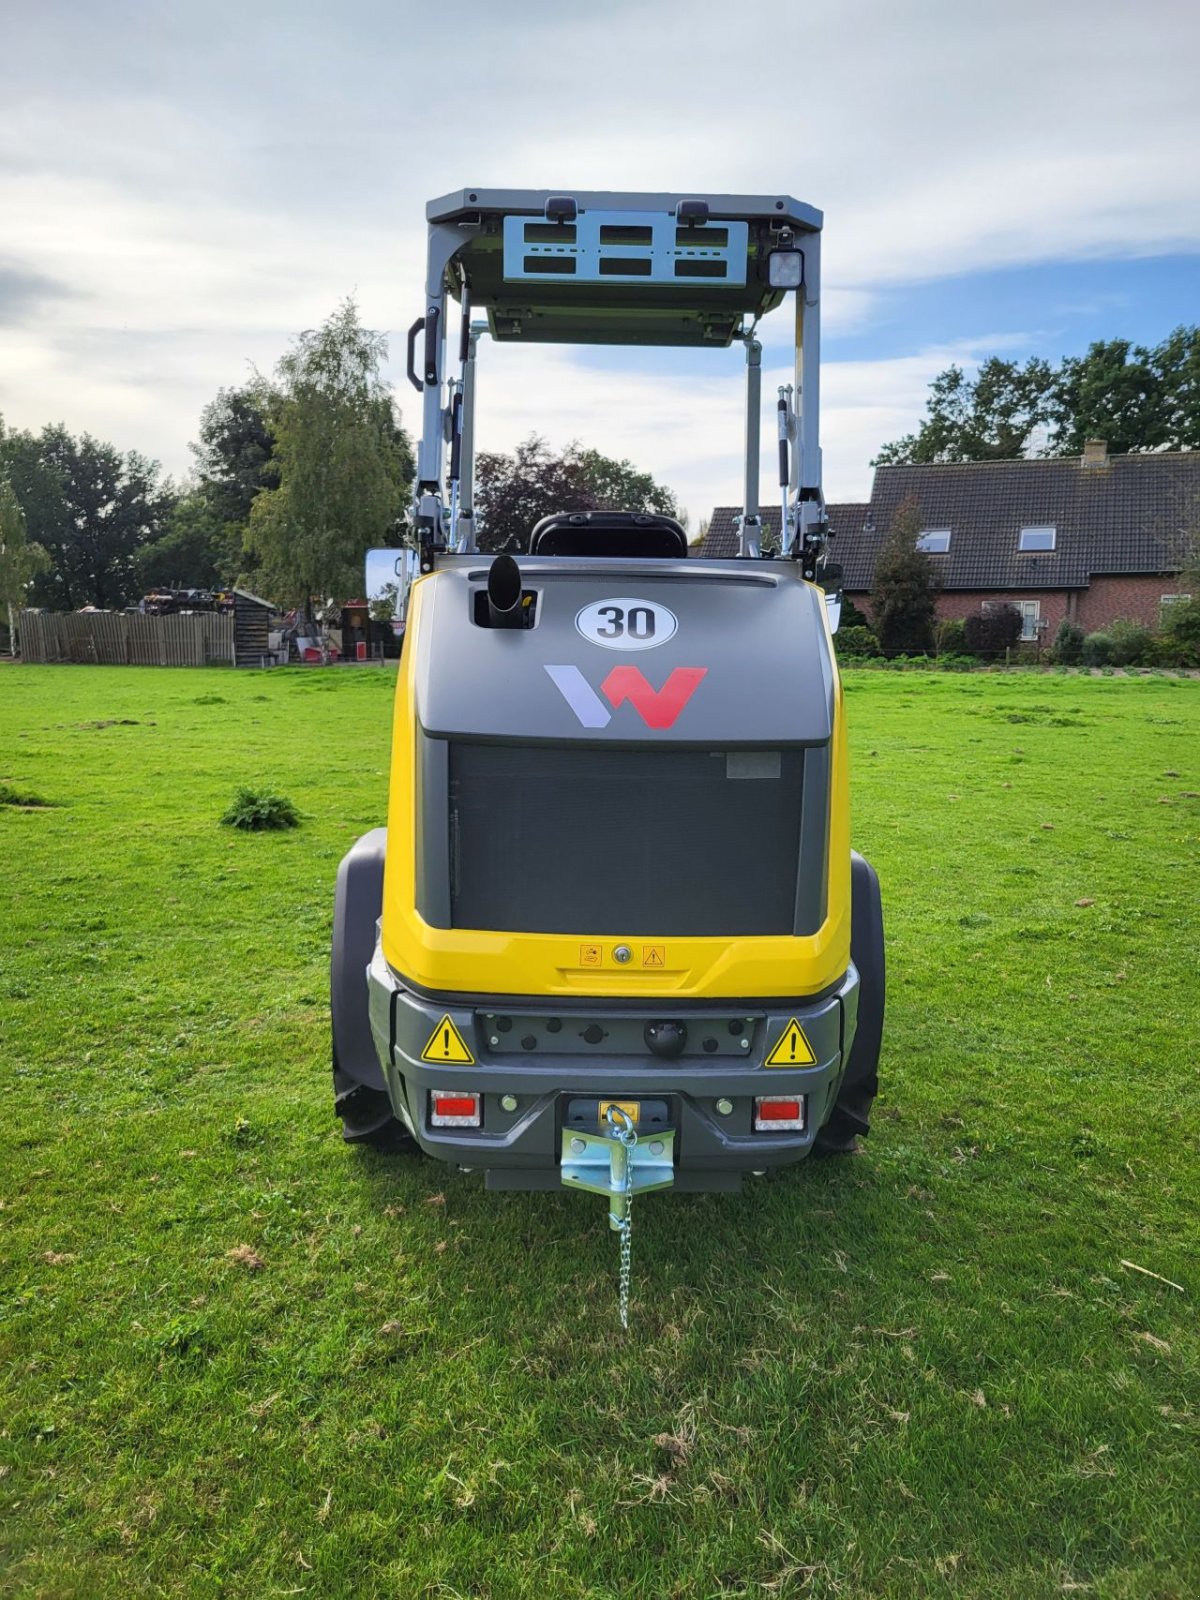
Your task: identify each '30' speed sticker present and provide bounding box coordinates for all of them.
[575,598,677,651]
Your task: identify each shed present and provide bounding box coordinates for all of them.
[233,589,276,667]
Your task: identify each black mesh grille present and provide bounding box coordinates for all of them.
[448,743,803,936]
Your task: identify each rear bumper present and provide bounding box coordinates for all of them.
[368,940,859,1190]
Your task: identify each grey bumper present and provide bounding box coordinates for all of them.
[367,940,859,1191]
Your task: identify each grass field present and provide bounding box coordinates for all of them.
[1,663,1197,1600]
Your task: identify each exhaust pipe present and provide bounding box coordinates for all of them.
[486,554,525,629]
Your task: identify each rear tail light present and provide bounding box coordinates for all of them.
[753,1095,806,1132]
[429,1090,481,1128]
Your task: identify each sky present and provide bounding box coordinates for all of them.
[2,0,1199,531]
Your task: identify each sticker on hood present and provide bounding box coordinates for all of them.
[575,598,677,651]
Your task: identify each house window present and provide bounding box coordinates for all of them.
[1018,525,1056,552]
[917,529,951,553]
[1160,593,1192,617]
[1018,600,1041,641]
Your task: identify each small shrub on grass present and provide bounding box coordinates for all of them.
[935,617,969,657]
[1106,617,1155,667]
[835,625,881,658]
[1160,595,1200,665]
[1051,619,1085,665]
[219,787,300,831]
[964,605,1023,659]
[1082,632,1114,667]
[0,781,53,807]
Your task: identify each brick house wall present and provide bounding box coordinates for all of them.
[847,588,1071,644]
[1076,575,1188,632]
[848,576,1187,643]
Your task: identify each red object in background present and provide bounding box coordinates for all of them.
[356,641,367,661]
[303,647,321,663]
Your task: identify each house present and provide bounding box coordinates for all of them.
[702,442,1199,643]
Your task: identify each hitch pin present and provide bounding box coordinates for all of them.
[605,1104,637,1231]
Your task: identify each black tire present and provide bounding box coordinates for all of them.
[331,829,417,1153]
[816,851,885,1151]
[332,1058,417,1151]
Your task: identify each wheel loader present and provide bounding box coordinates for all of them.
[331,190,884,1307]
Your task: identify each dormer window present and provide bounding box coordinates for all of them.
[917,529,951,554]
[1019,525,1056,552]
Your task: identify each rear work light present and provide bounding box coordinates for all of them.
[429,1090,482,1128]
[753,1095,806,1132]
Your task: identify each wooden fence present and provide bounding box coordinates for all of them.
[19,610,234,667]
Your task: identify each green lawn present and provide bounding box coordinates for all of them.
[1,664,1197,1600]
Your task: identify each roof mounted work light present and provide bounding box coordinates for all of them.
[768,249,804,289]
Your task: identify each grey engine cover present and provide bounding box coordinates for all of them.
[414,557,836,747]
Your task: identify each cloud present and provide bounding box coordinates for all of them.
[0,264,76,326]
[471,336,1009,523]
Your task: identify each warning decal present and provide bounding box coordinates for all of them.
[764,1019,817,1067]
[420,1015,475,1065]
[642,945,665,968]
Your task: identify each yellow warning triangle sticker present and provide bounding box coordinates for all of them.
[420,1015,475,1065]
[764,1019,817,1067]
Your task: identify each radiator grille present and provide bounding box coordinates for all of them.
[448,743,804,936]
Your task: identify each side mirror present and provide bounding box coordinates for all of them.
[365,547,416,622]
[817,560,844,634]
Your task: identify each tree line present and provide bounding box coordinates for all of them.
[4,312,1196,631]
[0,298,682,631]
[874,326,1200,465]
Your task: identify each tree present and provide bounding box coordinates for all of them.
[1160,528,1200,664]
[0,473,49,653]
[245,300,414,608]
[964,604,1023,658]
[0,419,174,609]
[136,382,283,591]
[193,383,279,529]
[1049,339,1168,457]
[369,582,399,623]
[868,495,939,654]
[1153,326,1200,451]
[136,489,230,591]
[566,445,681,522]
[874,358,1056,465]
[474,435,681,553]
[875,326,1200,464]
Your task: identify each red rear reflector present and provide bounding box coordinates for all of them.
[754,1095,806,1132]
[430,1091,481,1128]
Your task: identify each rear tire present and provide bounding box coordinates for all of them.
[333,1057,417,1152]
[816,852,885,1151]
[331,829,417,1153]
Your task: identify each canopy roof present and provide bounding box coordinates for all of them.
[426,188,822,348]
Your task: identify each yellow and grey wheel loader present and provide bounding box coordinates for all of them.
[332,191,884,1296]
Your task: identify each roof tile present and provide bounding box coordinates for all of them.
[703,452,1200,589]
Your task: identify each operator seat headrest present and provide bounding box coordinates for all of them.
[529,510,688,558]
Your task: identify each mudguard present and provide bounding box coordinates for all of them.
[331,827,389,1094]
[822,851,884,1142]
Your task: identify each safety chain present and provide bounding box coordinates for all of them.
[616,1208,632,1330]
[607,1106,639,1330]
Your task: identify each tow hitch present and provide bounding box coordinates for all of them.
[561,1105,675,1328]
